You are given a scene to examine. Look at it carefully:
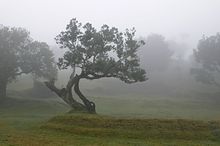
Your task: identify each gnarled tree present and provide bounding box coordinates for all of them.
[45,18,147,113]
[0,25,57,99]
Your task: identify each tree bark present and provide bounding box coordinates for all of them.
[45,73,96,113]
[44,81,87,112]
[0,80,7,100]
[74,76,96,113]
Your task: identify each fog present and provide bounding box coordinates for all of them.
[1,0,220,99]
[1,0,220,46]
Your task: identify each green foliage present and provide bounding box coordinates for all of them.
[192,33,220,86]
[0,26,29,82]
[140,34,173,72]
[24,41,57,80]
[0,25,57,83]
[195,33,220,71]
[56,18,146,83]
[191,68,217,85]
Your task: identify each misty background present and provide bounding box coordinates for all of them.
[1,0,220,100]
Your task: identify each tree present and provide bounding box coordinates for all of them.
[45,18,147,113]
[192,33,220,87]
[0,25,57,99]
[140,34,173,72]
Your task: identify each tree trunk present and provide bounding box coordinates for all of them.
[45,81,87,112]
[74,76,96,113]
[45,73,96,114]
[0,80,7,100]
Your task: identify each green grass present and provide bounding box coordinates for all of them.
[90,96,220,120]
[43,114,220,140]
[0,96,220,145]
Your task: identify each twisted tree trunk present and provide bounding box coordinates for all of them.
[45,73,96,113]
[74,76,96,113]
[45,81,86,112]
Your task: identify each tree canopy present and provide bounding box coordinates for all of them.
[56,18,146,83]
[140,34,173,72]
[192,33,220,87]
[0,25,57,98]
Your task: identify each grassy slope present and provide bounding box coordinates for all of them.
[43,114,220,140]
[0,96,220,146]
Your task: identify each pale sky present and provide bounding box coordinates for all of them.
[1,0,220,48]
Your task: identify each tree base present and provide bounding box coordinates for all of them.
[67,108,96,114]
[44,79,96,114]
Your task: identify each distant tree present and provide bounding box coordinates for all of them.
[45,18,147,113]
[191,33,220,87]
[140,34,173,72]
[0,25,57,99]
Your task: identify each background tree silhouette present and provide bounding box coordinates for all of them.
[191,33,220,87]
[140,34,173,72]
[0,25,57,99]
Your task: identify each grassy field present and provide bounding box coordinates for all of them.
[0,95,220,146]
[92,96,220,120]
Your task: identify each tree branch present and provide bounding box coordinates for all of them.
[83,72,117,80]
[44,81,64,97]
[45,80,86,110]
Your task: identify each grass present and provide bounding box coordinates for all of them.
[91,96,220,120]
[0,95,220,145]
[43,114,220,140]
